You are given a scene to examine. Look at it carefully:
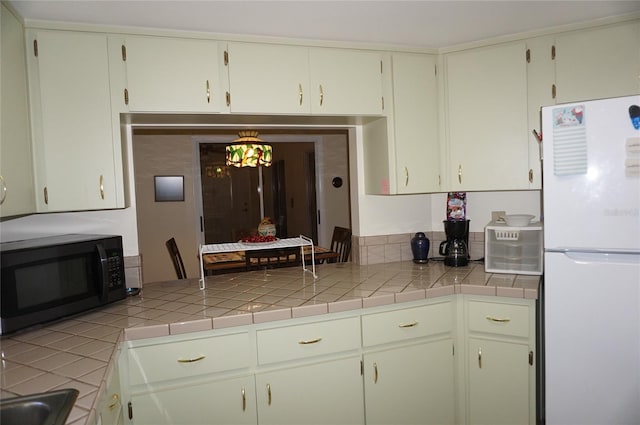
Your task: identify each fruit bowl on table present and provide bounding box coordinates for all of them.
[238,235,279,245]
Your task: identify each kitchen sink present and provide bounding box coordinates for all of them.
[0,388,79,425]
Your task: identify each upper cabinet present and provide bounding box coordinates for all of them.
[309,48,383,115]
[122,36,228,112]
[227,42,309,114]
[1,4,35,218]
[26,29,125,212]
[443,42,531,191]
[226,43,383,116]
[364,53,440,194]
[554,20,640,104]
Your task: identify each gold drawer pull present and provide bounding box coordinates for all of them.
[177,355,206,363]
[398,321,418,328]
[486,315,511,323]
[241,387,246,411]
[267,384,272,405]
[108,393,120,410]
[99,175,104,200]
[298,337,322,345]
[373,362,379,383]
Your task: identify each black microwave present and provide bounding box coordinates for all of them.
[0,234,126,335]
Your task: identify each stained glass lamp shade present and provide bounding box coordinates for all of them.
[226,131,273,168]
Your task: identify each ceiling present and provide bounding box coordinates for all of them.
[8,1,640,49]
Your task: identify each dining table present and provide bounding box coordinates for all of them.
[198,236,339,288]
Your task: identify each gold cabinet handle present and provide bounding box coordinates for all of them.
[486,315,511,323]
[241,387,246,411]
[99,175,104,200]
[398,321,418,328]
[124,88,129,105]
[0,175,6,205]
[478,347,482,369]
[298,337,322,345]
[373,362,379,383]
[404,167,409,187]
[44,187,48,205]
[267,384,272,406]
[206,80,211,104]
[529,168,534,183]
[458,164,463,184]
[298,83,303,106]
[226,91,231,107]
[108,393,120,410]
[177,355,206,363]
[319,84,324,106]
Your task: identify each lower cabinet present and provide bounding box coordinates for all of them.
[463,296,536,425]
[116,294,536,425]
[130,374,256,425]
[363,339,456,425]
[255,356,364,425]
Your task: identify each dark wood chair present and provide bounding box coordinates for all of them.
[166,237,187,279]
[329,226,352,263]
[245,247,301,271]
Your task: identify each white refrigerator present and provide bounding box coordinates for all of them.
[542,95,640,424]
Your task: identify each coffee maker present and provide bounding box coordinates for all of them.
[439,219,470,267]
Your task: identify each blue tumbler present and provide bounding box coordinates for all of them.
[411,232,430,264]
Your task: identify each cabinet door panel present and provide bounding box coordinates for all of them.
[555,21,640,103]
[467,338,531,425]
[228,42,309,114]
[393,54,440,194]
[363,339,455,425]
[309,48,382,115]
[445,42,529,191]
[31,30,119,211]
[125,36,224,112]
[130,375,256,425]
[255,356,364,425]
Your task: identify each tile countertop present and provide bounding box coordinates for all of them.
[0,260,540,425]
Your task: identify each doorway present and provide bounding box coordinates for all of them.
[198,142,318,243]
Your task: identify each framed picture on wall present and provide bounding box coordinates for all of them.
[154,175,184,202]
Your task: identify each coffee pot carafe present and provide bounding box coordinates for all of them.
[439,219,470,267]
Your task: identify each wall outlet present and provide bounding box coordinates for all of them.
[491,210,506,222]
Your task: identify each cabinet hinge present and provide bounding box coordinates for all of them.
[224,50,229,66]
[551,45,556,60]
[551,84,557,99]
[121,45,126,61]
[526,48,531,63]
[529,351,534,366]
[360,360,364,375]
[33,39,38,57]
[128,401,133,420]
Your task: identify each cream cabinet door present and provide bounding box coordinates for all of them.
[555,20,640,104]
[128,375,256,425]
[124,36,226,112]
[444,42,530,191]
[309,48,383,115]
[255,356,364,425]
[227,42,310,114]
[392,53,440,194]
[0,4,35,217]
[27,30,124,212]
[467,338,532,425]
[363,339,455,425]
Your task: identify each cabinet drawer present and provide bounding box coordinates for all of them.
[257,317,360,365]
[362,302,453,347]
[467,301,530,338]
[127,331,251,386]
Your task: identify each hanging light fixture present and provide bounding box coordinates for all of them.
[226,130,272,168]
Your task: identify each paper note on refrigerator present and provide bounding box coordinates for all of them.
[552,105,588,176]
